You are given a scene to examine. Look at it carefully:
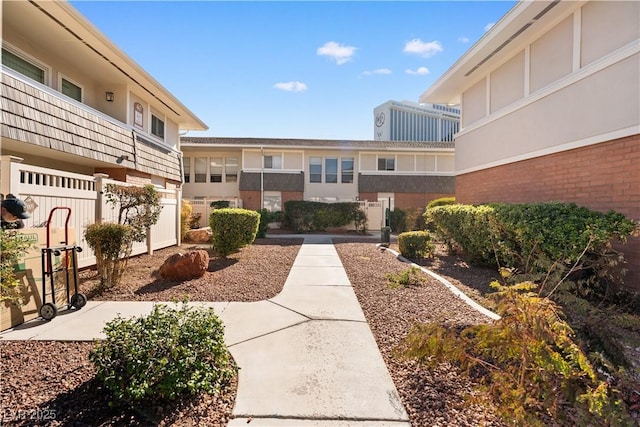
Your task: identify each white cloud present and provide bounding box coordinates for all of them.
[403,39,443,58]
[317,41,357,65]
[273,81,308,92]
[362,68,392,76]
[405,67,429,76]
[484,22,495,32]
[458,36,470,43]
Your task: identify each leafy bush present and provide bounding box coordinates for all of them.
[386,266,425,288]
[210,200,230,209]
[0,229,32,305]
[256,209,278,238]
[389,209,407,233]
[282,201,365,233]
[402,282,635,426]
[209,208,259,257]
[90,303,237,405]
[180,200,192,238]
[398,231,435,259]
[426,197,456,210]
[105,184,162,243]
[189,212,202,229]
[84,223,133,289]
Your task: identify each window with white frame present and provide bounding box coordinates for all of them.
[341,157,354,183]
[225,157,238,182]
[2,48,46,84]
[60,77,82,102]
[151,114,165,139]
[263,191,282,212]
[377,156,395,171]
[183,157,191,183]
[325,158,338,183]
[194,158,207,183]
[309,157,322,183]
[209,157,223,183]
[263,154,282,169]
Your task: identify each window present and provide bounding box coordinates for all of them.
[309,157,322,183]
[61,77,82,102]
[325,158,338,183]
[377,156,395,171]
[225,157,238,182]
[263,192,282,212]
[2,48,45,84]
[209,157,223,183]
[194,158,207,183]
[341,157,354,183]
[151,114,165,139]
[183,157,191,183]
[264,154,282,169]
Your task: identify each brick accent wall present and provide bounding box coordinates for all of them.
[456,134,640,289]
[95,168,153,186]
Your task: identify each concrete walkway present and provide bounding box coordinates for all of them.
[1,235,410,426]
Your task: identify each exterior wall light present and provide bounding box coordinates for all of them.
[106,91,114,102]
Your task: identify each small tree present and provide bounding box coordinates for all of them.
[0,229,32,305]
[85,184,162,289]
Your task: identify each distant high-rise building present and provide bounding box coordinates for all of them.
[374,100,460,142]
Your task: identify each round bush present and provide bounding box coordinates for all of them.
[209,208,260,257]
[90,303,237,404]
[398,231,435,259]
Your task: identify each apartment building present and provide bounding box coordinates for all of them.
[420,0,639,287]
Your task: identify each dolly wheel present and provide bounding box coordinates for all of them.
[70,293,87,309]
[40,303,58,321]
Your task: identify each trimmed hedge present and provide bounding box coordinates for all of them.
[398,231,435,259]
[426,197,456,210]
[209,208,260,257]
[282,201,365,233]
[427,202,638,288]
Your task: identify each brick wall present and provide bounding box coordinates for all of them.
[457,134,640,289]
[239,190,303,211]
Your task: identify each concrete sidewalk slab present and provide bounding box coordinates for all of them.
[283,266,351,287]
[293,255,345,267]
[228,418,410,426]
[219,301,309,346]
[270,285,366,321]
[229,320,407,422]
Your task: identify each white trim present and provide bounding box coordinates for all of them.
[572,8,581,72]
[181,143,453,153]
[243,168,303,174]
[360,171,455,177]
[456,125,639,175]
[458,39,639,138]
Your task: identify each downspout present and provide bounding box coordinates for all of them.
[260,146,264,211]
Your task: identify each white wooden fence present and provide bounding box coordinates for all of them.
[1,156,180,268]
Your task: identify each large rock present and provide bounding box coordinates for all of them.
[159,250,209,281]
[184,227,213,243]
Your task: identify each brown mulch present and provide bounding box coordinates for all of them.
[0,236,506,426]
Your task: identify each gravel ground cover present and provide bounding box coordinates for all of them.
[1,236,505,426]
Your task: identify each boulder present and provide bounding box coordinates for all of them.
[184,227,213,243]
[159,250,209,281]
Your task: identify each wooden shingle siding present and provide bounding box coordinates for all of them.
[2,73,181,182]
[239,172,305,192]
[358,174,455,194]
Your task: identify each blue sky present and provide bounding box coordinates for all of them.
[71,1,516,140]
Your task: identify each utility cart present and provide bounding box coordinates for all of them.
[39,207,87,321]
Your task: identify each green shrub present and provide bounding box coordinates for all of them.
[256,209,274,238]
[389,209,407,233]
[426,196,455,210]
[398,231,435,259]
[180,200,192,238]
[210,200,230,209]
[403,282,634,426]
[209,208,260,257]
[105,184,162,243]
[386,266,425,288]
[84,223,134,289]
[90,303,237,405]
[0,229,32,305]
[282,201,365,233]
